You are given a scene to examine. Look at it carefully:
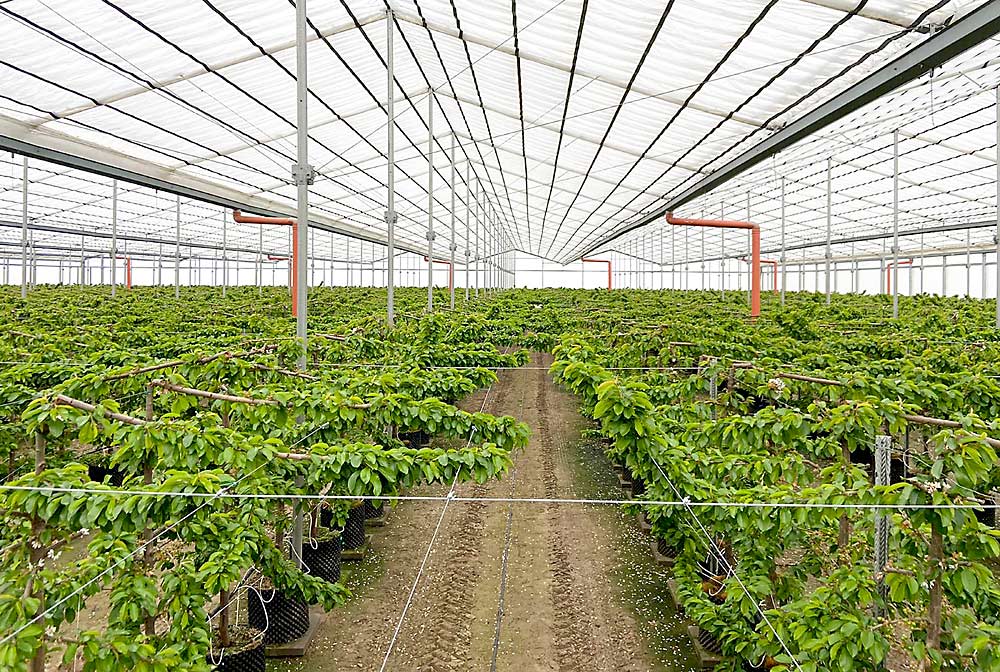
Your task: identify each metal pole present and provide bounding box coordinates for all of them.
[874,433,891,609]
[174,195,180,297]
[780,177,786,305]
[465,164,471,302]
[825,158,832,304]
[996,85,999,326]
[386,9,396,327]
[258,224,263,295]
[80,236,85,286]
[20,156,27,298]
[746,193,751,304]
[475,183,480,298]
[966,228,971,298]
[892,130,900,317]
[449,135,456,308]
[111,179,118,297]
[291,0,312,568]
[222,207,228,297]
[426,92,434,312]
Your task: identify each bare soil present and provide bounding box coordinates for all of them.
[276,353,697,672]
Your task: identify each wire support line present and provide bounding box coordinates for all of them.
[0,420,331,650]
[1,486,995,510]
[377,368,500,672]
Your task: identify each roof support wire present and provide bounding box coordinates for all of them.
[541,0,675,259]
[570,0,954,262]
[537,0,589,254]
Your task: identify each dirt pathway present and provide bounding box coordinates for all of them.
[276,353,696,672]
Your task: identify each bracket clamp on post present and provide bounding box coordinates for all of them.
[427,230,436,242]
[292,164,316,186]
[450,243,458,252]
[384,210,398,224]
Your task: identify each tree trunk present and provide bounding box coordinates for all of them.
[218,588,231,647]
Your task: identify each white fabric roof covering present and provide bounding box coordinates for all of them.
[0,0,991,266]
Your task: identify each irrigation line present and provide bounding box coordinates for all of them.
[646,454,804,672]
[0,420,331,650]
[377,370,501,672]
[1,485,995,510]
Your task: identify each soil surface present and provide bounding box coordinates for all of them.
[275,353,697,672]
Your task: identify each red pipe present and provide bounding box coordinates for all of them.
[114,255,132,289]
[267,255,289,262]
[667,212,760,319]
[234,210,297,315]
[886,259,913,295]
[423,256,454,291]
[581,258,612,290]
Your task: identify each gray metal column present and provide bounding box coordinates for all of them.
[20,156,27,298]
[449,136,456,308]
[475,183,480,298]
[780,177,786,305]
[386,8,397,327]
[943,252,949,296]
[465,164,471,302]
[111,179,118,297]
[720,205,726,297]
[966,228,972,298]
[257,224,263,295]
[892,130,900,317]
[222,207,228,297]
[291,0,312,568]
[80,236,85,286]
[997,85,999,326]
[700,228,706,290]
[825,158,832,304]
[874,434,891,607]
[426,92,435,311]
[746,194,751,303]
[175,195,181,298]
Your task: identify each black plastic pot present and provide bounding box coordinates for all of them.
[362,499,384,520]
[398,429,429,448]
[87,462,125,487]
[209,634,266,672]
[342,505,366,550]
[303,534,342,585]
[630,477,646,498]
[247,589,309,645]
[697,628,724,655]
[656,537,678,559]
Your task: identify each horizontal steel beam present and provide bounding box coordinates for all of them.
[0,116,424,256]
[578,0,1000,259]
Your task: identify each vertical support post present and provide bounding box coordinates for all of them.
[720,205,726,298]
[745,195,751,304]
[475,183,480,298]
[174,195,180,298]
[996,85,1000,326]
[700,228,706,291]
[893,130,900,318]
[450,135,456,308]
[427,91,434,312]
[291,0,311,568]
[222,207,228,297]
[111,179,118,297]
[943,253,949,296]
[258,224,263,295]
[20,156,28,298]
[780,177,786,306]
[465,164,471,302]
[80,236,85,286]
[874,433,891,611]
[825,158,832,304]
[966,228,972,298]
[386,8,396,327]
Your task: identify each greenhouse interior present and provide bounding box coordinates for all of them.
[4,1,1000,671]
